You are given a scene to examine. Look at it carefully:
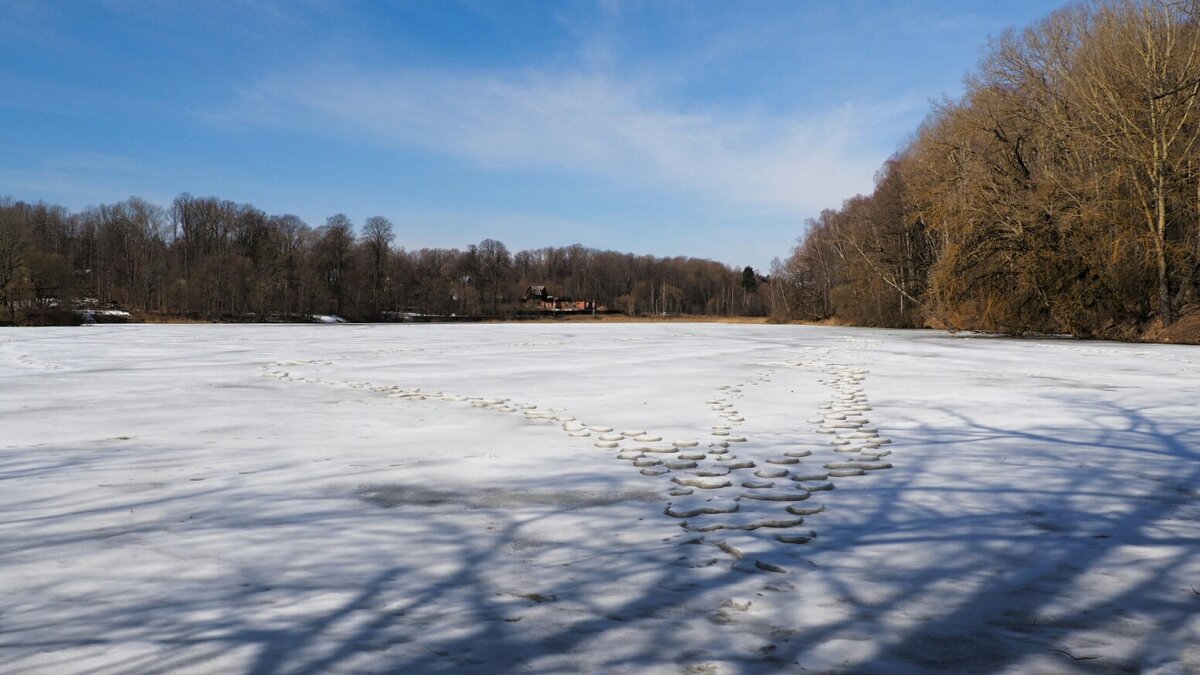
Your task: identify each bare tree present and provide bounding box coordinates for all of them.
[1067,0,1200,324]
[362,216,395,318]
[476,238,511,316]
[317,214,355,316]
[0,201,28,320]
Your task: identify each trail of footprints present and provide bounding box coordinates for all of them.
[657,360,894,573]
[259,357,894,574]
[16,353,65,371]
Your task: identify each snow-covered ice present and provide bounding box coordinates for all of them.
[2,324,1199,673]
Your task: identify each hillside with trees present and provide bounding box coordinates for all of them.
[774,0,1200,342]
[0,194,771,324]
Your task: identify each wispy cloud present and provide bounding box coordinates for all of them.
[0,2,77,53]
[234,65,917,215]
[0,154,166,208]
[0,168,165,208]
[44,152,143,172]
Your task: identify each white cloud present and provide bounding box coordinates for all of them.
[238,65,915,216]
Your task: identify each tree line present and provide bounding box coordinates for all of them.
[774,0,1200,340]
[0,193,772,323]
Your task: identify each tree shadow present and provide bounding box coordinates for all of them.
[1,397,1197,673]
[763,397,1200,672]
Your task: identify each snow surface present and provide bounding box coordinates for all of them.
[1,323,1199,674]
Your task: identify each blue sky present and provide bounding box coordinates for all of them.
[1,1,1064,269]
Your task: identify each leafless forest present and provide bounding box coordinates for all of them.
[779,0,1200,341]
[6,1,1200,341]
[0,194,772,323]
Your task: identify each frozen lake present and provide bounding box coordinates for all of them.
[2,323,1199,673]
